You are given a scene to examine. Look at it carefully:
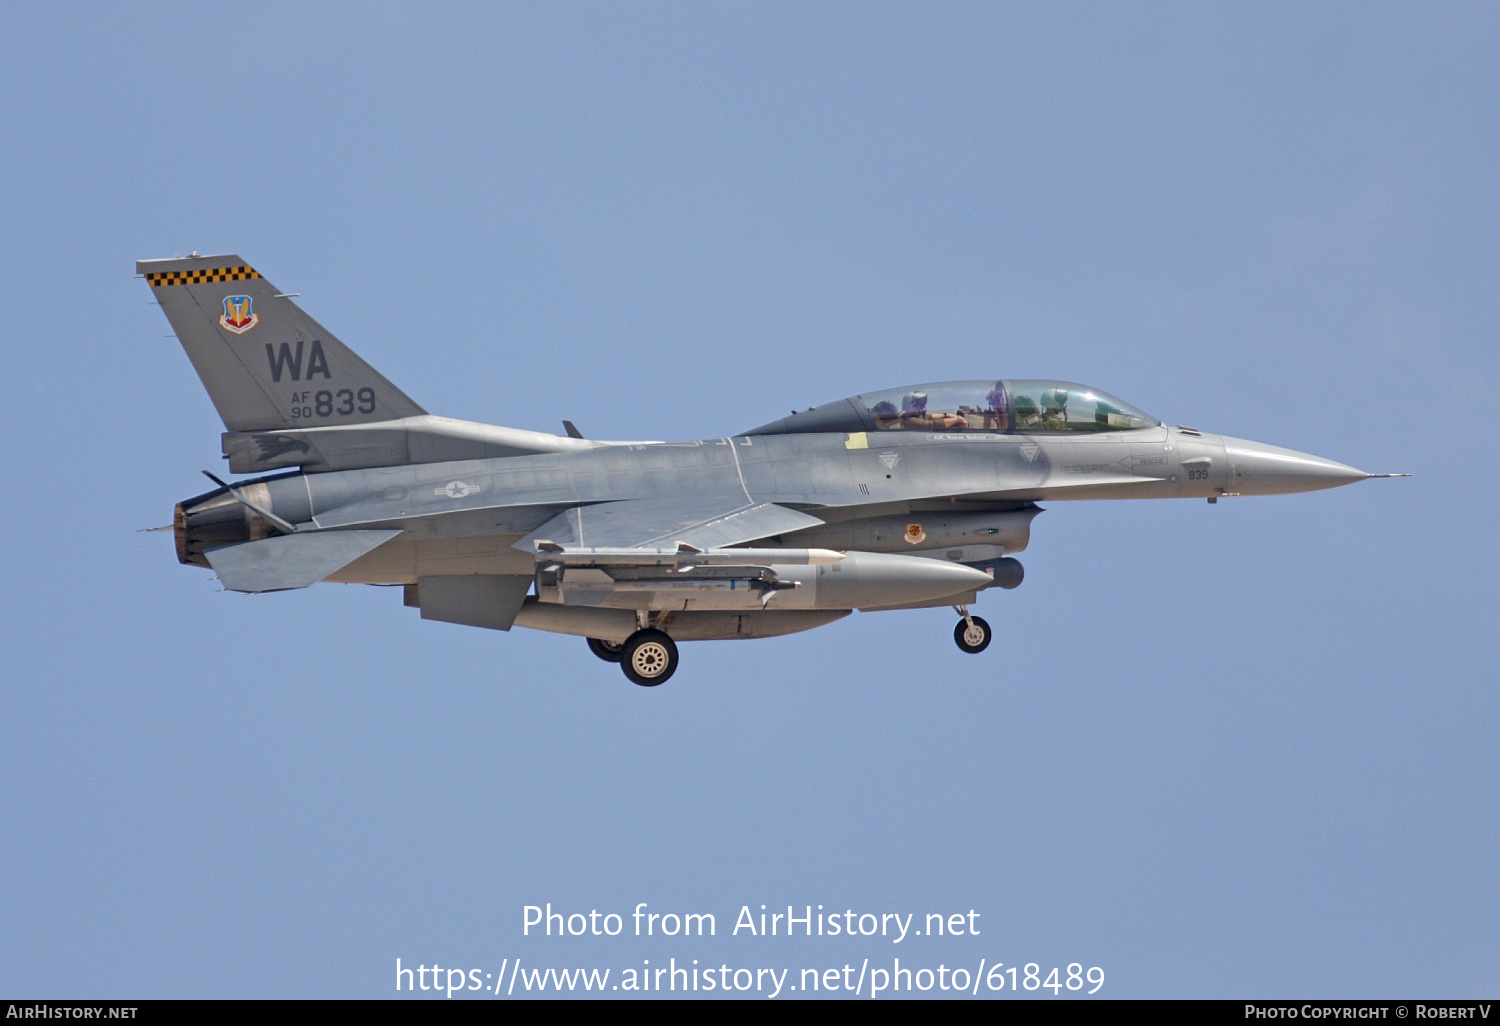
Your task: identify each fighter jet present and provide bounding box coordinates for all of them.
[143,255,1405,685]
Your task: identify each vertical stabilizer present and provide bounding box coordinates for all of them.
[139,254,425,432]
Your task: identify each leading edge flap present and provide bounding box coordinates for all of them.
[514,498,825,555]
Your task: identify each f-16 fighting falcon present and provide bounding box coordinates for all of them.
[144,255,1406,685]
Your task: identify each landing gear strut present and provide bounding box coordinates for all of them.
[586,637,624,663]
[953,606,992,654]
[620,628,678,686]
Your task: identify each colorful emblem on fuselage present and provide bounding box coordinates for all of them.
[219,295,258,334]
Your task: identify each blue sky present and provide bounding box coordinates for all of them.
[1,2,1495,998]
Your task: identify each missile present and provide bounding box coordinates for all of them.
[532,541,846,567]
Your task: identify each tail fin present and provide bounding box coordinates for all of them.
[138,254,425,432]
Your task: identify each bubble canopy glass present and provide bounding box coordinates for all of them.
[745,381,1159,436]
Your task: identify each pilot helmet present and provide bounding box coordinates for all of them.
[902,391,929,414]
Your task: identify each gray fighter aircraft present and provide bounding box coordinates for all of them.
[144,255,1404,685]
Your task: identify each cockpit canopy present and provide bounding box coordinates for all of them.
[745,380,1159,436]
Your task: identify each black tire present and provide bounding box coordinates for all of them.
[587,637,624,663]
[620,629,678,686]
[954,615,992,654]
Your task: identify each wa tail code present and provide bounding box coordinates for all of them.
[265,340,331,382]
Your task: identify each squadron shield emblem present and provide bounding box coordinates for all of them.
[905,523,927,545]
[219,295,258,335]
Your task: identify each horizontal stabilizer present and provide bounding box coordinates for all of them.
[205,529,401,593]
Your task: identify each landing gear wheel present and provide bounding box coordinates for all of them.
[954,615,992,654]
[620,629,678,686]
[586,637,624,663]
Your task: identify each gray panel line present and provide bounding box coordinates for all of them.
[725,438,754,504]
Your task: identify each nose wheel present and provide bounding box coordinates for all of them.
[620,628,679,686]
[953,611,992,654]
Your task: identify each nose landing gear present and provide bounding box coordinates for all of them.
[953,606,992,654]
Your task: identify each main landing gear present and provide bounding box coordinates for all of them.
[586,625,680,685]
[619,628,678,686]
[953,606,992,654]
[586,637,623,663]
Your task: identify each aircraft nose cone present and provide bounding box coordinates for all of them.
[1221,437,1370,495]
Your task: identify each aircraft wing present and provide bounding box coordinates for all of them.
[514,497,824,555]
